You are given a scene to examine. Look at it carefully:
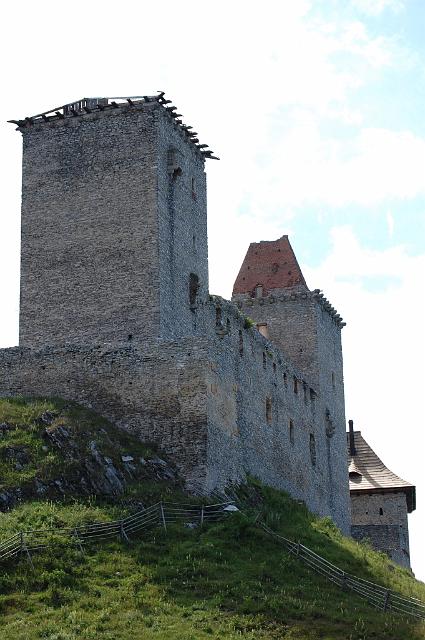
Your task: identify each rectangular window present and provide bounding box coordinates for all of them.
[266,397,272,424]
[289,419,294,444]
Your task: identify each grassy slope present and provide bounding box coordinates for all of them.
[0,399,424,640]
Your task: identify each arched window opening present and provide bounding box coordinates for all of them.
[293,377,298,394]
[262,352,267,369]
[379,507,383,516]
[289,419,294,444]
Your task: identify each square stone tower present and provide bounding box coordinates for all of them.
[15,96,212,347]
[232,236,349,524]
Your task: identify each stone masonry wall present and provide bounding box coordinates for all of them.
[19,104,160,347]
[351,493,411,568]
[205,297,351,534]
[0,295,350,532]
[18,102,208,349]
[156,108,209,340]
[233,291,349,531]
[0,339,209,488]
[315,301,348,530]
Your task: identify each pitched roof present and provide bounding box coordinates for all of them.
[347,431,416,512]
[232,235,307,296]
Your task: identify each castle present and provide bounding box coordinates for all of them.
[1,94,415,567]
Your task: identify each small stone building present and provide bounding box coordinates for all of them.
[347,422,416,569]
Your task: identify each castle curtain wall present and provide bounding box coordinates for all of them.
[0,339,209,488]
[205,299,351,535]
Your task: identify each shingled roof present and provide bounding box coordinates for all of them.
[347,431,416,513]
[232,235,307,296]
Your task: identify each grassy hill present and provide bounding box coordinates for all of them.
[0,397,424,640]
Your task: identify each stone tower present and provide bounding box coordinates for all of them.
[16,96,210,348]
[232,236,349,523]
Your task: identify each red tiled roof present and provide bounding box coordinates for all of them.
[232,236,307,296]
[347,431,416,512]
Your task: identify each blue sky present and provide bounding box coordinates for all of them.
[0,0,424,579]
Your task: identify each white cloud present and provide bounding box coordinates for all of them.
[386,210,395,237]
[352,0,405,16]
[248,123,425,209]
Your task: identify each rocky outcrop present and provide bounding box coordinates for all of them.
[0,401,179,511]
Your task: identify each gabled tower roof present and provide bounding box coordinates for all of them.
[232,235,307,297]
[347,431,416,513]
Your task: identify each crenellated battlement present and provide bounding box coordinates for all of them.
[234,289,345,329]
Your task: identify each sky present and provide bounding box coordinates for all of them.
[0,0,424,579]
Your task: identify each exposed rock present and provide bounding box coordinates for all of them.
[151,457,167,467]
[104,466,125,494]
[0,401,180,511]
[37,411,58,426]
[0,422,13,437]
[89,440,104,465]
[0,491,15,510]
[4,446,30,466]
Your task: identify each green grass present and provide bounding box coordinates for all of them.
[0,487,424,639]
[0,398,424,639]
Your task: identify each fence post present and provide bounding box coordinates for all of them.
[120,520,130,543]
[200,505,204,528]
[20,532,34,569]
[160,502,167,533]
[73,529,84,554]
[383,590,391,612]
[341,571,347,591]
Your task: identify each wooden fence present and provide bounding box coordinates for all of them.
[0,500,424,620]
[259,522,425,620]
[0,501,233,565]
